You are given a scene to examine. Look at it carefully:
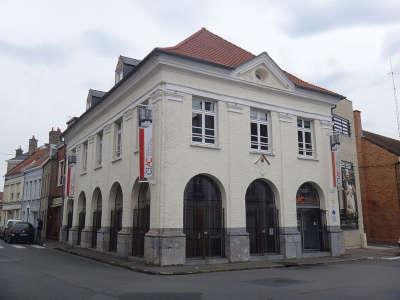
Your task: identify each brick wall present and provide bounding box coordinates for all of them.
[359,139,400,244]
[354,111,400,244]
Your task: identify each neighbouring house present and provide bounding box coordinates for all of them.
[354,111,400,244]
[62,28,347,266]
[19,146,49,227]
[332,100,367,248]
[1,136,37,224]
[40,128,65,240]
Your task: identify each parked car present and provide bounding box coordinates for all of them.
[4,222,35,244]
[0,219,22,239]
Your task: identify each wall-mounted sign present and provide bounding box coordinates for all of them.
[138,106,152,181]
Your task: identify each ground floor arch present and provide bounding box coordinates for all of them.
[245,179,280,255]
[131,181,150,257]
[296,182,329,251]
[65,199,74,242]
[109,182,123,252]
[183,174,225,258]
[91,187,102,248]
[77,192,86,246]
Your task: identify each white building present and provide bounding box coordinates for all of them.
[62,28,347,266]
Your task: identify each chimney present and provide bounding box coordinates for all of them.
[49,127,62,145]
[28,135,38,155]
[15,147,23,157]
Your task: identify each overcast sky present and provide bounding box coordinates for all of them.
[1,0,400,188]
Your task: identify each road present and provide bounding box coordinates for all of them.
[0,239,399,300]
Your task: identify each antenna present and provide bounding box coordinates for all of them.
[389,57,400,138]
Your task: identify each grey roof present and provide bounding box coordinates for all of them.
[120,56,141,67]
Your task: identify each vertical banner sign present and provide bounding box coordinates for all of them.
[138,106,153,181]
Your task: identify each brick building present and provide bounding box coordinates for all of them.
[40,129,64,240]
[354,110,400,244]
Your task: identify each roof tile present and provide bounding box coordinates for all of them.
[6,146,49,176]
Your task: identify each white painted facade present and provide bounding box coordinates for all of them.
[62,52,344,265]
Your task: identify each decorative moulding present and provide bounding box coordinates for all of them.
[123,108,134,121]
[279,112,295,123]
[320,119,333,130]
[103,124,112,134]
[165,90,184,102]
[226,102,243,114]
[88,135,95,144]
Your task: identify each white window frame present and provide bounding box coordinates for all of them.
[114,119,123,159]
[96,131,103,167]
[250,108,271,153]
[57,160,65,186]
[191,98,217,145]
[82,141,88,171]
[297,117,315,158]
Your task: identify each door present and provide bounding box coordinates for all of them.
[109,210,122,252]
[91,211,101,248]
[184,175,224,258]
[300,208,321,250]
[132,183,150,257]
[77,211,85,245]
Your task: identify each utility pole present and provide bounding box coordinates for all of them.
[389,58,400,138]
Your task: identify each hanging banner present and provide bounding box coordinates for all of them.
[138,106,153,181]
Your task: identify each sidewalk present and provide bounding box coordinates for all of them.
[47,241,400,275]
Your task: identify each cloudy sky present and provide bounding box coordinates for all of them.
[1,0,400,188]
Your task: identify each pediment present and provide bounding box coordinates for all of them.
[232,52,294,91]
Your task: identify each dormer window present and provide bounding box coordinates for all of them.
[115,70,123,83]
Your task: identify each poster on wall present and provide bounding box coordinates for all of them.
[138,106,153,181]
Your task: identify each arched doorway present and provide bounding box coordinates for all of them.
[183,175,224,258]
[132,182,150,257]
[296,182,329,251]
[66,199,73,242]
[109,183,123,252]
[245,179,280,254]
[77,192,86,246]
[91,188,102,248]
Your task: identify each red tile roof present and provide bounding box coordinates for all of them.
[6,146,49,176]
[159,28,344,98]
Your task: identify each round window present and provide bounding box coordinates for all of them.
[255,69,267,81]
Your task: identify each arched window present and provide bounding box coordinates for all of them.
[296,183,319,207]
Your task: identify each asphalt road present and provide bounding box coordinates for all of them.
[0,239,399,300]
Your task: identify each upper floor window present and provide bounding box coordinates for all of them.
[250,108,270,152]
[96,131,103,166]
[58,160,65,186]
[297,118,314,157]
[332,114,351,136]
[114,119,123,159]
[82,141,88,171]
[192,98,216,144]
